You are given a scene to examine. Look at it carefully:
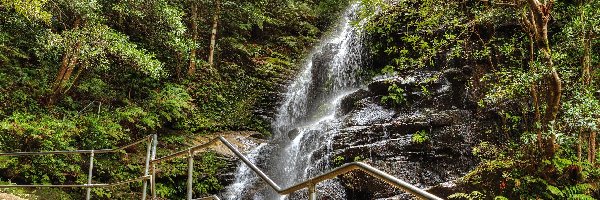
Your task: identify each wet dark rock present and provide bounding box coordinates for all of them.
[329,68,492,199]
[442,68,465,83]
[306,43,339,115]
[427,181,468,198]
[443,66,473,84]
[340,89,372,114]
[287,128,300,139]
[343,99,395,127]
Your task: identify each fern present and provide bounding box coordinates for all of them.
[567,194,595,200]
[381,83,406,107]
[547,183,593,199]
[448,191,485,200]
[563,184,592,199]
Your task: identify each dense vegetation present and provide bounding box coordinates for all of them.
[361,0,599,198]
[1,0,599,199]
[0,0,350,199]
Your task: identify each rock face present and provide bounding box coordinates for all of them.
[326,66,495,199]
[221,66,496,199]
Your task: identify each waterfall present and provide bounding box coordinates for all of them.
[225,3,366,199]
[223,143,268,200]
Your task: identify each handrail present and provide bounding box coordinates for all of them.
[0,175,151,188]
[0,135,153,156]
[192,195,221,200]
[0,135,155,200]
[155,136,443,200]
[151,137,221,164]
[0,134,443,200]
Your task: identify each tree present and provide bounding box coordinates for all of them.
[188,0,199,76]
[46,0,165,105]
[0,0,51,23]
[208,0,220,68]
[518,0,561,158]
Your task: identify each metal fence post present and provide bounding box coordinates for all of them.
[308,183,316,200]
[142,136,152,200]
[151,134,158,199]
[308,184,316,200]
[86,150,95,200]
[187,150,194,200]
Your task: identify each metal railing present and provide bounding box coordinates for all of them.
[0,135,156,200]
[153,136,443,200]
[0,134,443,200]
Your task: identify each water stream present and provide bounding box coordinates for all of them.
[224,3,366,199]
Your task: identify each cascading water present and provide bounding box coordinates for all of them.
[224,3,366,200]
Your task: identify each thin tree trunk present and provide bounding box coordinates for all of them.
[527,30,543,151]
[49,17,82,106]
[176,51,182,80]
[63,65,84,94]
[529,33,535,65]
[544,67,561,157]
[52,48,73,93]
[188,0,198,76]
[579,5,594,164]
[590,131,597,164]
[582,32,591,86]
[531,84,543,151]
[49,42,81,105]
[578,130,583,162]
[208,0,220,68]
[524,0,560,157]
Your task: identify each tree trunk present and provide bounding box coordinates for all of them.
[544,69,561,157]
[49,17,82,106]
[590,131,597,164]
[531,84,543,151]
[49,42,81,105]
[188,0,198,76]
[524,0,560,158]
[208,0,220,68]
[582,33,591,86]
[176,51,183,80]
[578,130,583,162]
[579,4,595,165]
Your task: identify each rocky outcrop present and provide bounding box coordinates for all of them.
[327,66,495,199]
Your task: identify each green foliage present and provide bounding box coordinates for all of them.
[411,130,429,144]
[154,152,226,199]
[381,83,406,107]
[420,85,432,97]
[333,156,345,167]
[364,0,600,198]
[0,0,51,23]
[547,184,594,200]
[448,191,485,200]
[0,180,73,200]
[0,0,351,198]
[353,155,364,162]
[147,84,194,122]
[362,0,469,73]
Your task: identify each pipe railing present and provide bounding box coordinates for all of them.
[0,135,156,200]
[153,136,443,200]
[0,134,443,200]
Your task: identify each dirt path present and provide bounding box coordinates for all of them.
[0,193,27,200]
